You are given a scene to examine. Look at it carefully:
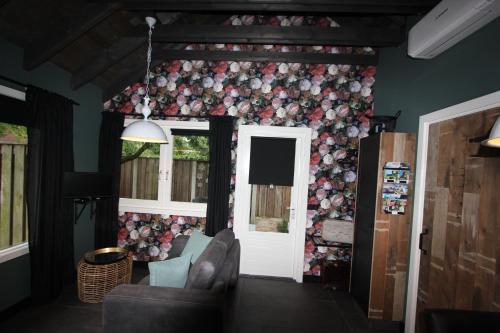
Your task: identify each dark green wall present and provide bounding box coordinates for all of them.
[376,18,500,133]
[0,38,102,311]
[375,18,500,321]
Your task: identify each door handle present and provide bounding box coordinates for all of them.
[419,228,429,255]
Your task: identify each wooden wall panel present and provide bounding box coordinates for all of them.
[417,107,500,332]
[356,132,416,321]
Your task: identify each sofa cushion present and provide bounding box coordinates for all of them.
[185,237,228,290]
[168,234,190,259]
[212,239,240,292]
[181,229,213,264]
[148,253,192,288]
[228,239,240,289]
[212,228,235,249]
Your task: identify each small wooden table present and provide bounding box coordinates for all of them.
[77,247,132,303]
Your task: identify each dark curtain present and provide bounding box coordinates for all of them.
[205,116,234,236]
[95,111,125,249]
[26,86,75,303]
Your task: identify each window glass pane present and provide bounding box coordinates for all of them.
[120,141,160,200]
[171,135,209,203]
[249,184,291,233]
[0,122,28,250]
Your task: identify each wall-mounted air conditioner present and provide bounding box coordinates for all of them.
[408,0,500,59]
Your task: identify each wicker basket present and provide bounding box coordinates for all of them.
[77,248,133,303]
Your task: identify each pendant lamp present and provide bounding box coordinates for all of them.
[121,17,168,144]
[481,116,500,148]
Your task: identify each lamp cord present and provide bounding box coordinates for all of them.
[144,22,153,98]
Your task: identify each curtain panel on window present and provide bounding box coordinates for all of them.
[95,111,125,249]
[205,116,234,236]
[26,85,75,303]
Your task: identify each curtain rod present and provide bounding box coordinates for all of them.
[0,75,80,106]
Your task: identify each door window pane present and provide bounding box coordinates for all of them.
[0,122,28,250]
[120,142,160,200]
[249,184,291,233]
[171,135,209,203]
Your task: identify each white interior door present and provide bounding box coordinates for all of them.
[234,125,311,282]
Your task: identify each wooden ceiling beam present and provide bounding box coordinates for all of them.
[102,48,378,101]
[23,3,122,71]
[132,24,404,47]
[71,37,144,90]
[90,0,438,15]
[72,13,233,90]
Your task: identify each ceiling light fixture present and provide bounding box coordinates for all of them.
[482,116,500,148]
[121,17,168,144]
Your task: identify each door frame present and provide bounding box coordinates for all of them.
[405,90,500,333]
[233,125,311,283]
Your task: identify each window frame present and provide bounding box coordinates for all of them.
[119,119,210,217]
[0,84,29,263]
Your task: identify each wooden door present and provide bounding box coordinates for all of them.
[416,108,500,332]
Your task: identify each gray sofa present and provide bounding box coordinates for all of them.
[103,229,240,333]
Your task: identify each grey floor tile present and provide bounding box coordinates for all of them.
[1,274,399,333]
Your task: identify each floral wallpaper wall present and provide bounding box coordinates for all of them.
[118,213,204,261]
[107,15,376,276]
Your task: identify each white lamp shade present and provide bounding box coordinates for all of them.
[482,116,500,148]
[121,119,168,143]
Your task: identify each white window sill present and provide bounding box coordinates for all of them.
[119,200,207,218]
[0,242,29,264]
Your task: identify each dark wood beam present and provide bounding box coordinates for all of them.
[72,13,232,90]
[91,0,438,15]
[103,48,378,101]
[132,24,404,47]
[71,37,144,90]
[23,3,122,71]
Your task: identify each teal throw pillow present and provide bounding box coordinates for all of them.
[181,229,213,264]
[148,253,192,288]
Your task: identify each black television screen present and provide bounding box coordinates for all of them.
[63,172,112,199]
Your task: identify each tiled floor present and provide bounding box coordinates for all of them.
[0,267,400,333]
[226,276,400,333]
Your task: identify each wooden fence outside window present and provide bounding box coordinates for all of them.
[119,158,209,202]
[0,142,28,250]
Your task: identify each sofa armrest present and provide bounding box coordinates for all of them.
[103,284,223,333]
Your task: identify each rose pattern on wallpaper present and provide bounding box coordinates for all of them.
[118,213,204,262]
[106,59,375,275]
[106,15,376,276]
[224,15,341,27]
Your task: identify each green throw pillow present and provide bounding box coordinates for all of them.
[181,229,213,264]
[148,253,192,288]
